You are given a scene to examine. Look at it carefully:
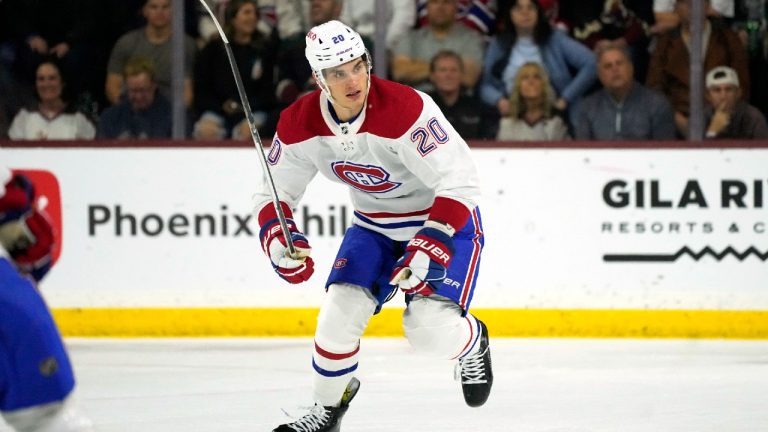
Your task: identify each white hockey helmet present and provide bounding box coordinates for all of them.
[305,20,368,74]
[305,20,372,105]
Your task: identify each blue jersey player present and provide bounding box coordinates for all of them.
[253,21,493,432]
[0,167,93,431]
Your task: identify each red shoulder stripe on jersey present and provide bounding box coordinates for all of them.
[359,75,423,139]
[429,196,471,231]
[257,201,294,226]
[275,90,333,145]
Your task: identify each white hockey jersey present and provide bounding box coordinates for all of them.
[253,75,481,241]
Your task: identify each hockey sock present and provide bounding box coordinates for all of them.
[312,283,376,406]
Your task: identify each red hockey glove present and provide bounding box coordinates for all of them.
[390,226,455,296]
[0,208,55,282]
[0,173,35,225]
[259,218,314,284]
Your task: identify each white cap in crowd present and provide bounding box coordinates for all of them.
[706,66,740,88]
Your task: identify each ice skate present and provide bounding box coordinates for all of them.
[273,377,360,432]
[455,320,493,407]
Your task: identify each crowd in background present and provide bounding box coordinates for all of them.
[0,0,766,142]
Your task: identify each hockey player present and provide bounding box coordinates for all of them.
[0,167,94,432]
[255,20,493,432]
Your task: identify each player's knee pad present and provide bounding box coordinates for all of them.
[315,283,377,352]
[403,295,470,359]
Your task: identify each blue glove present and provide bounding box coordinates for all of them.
[390,226,455,296]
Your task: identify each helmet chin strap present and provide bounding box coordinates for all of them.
[313,70,338,106]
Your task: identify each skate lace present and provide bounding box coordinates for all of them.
[284,404,331,432]
[455,347,489,385]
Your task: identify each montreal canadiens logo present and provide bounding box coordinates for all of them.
[331,162,402,193]
[267,138,282,165]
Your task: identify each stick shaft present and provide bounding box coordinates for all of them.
[197,0,295,255]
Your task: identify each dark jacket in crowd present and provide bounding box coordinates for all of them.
[97,94,172,139]
[574,82,676,140]
[429,92,498,140]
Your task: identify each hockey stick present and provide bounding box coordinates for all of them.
[197,0,296,256]
[390,268,411,283]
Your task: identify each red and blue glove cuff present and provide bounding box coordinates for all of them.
[257,201,294,226]
[405,227,455,267]
[258,216,314,284]
[259,217,312,255]
[428,197,470,234]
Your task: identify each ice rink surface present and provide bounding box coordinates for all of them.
[4,338,767,432]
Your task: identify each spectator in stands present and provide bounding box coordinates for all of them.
[252,0,310,42]
[88,0,152,111]
[0,55,36,139]
[646,0,749,137]
[105,0,196,107]
[732,0,768,118]
[273,0,342,106]
[97,58,172,139]
[512,0,560,26]
[340,0,417,54]
[703,65,768,139]
[193,0,278,139]
[416,0,498,36]
[496,61,568,140]
[0,0,25,101]
[198,0,275,42]
[0,65,34,139]
[574,43,675,140]
[428,50,497,139]
[9,0,100,104]
[652,0,734,34]
[480,0,596,119]
[652,0,681,34]
[8,60,95,140]
[392,0,484,93]
[558,0,653,82]
[560,1,653,46]
[0,3,36,136]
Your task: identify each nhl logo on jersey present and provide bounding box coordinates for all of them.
[331,162,402,193]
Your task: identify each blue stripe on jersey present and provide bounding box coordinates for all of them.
[353,211,425,229]
[312,359,358,377]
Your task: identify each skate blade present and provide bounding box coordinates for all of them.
[341,377,360,405]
